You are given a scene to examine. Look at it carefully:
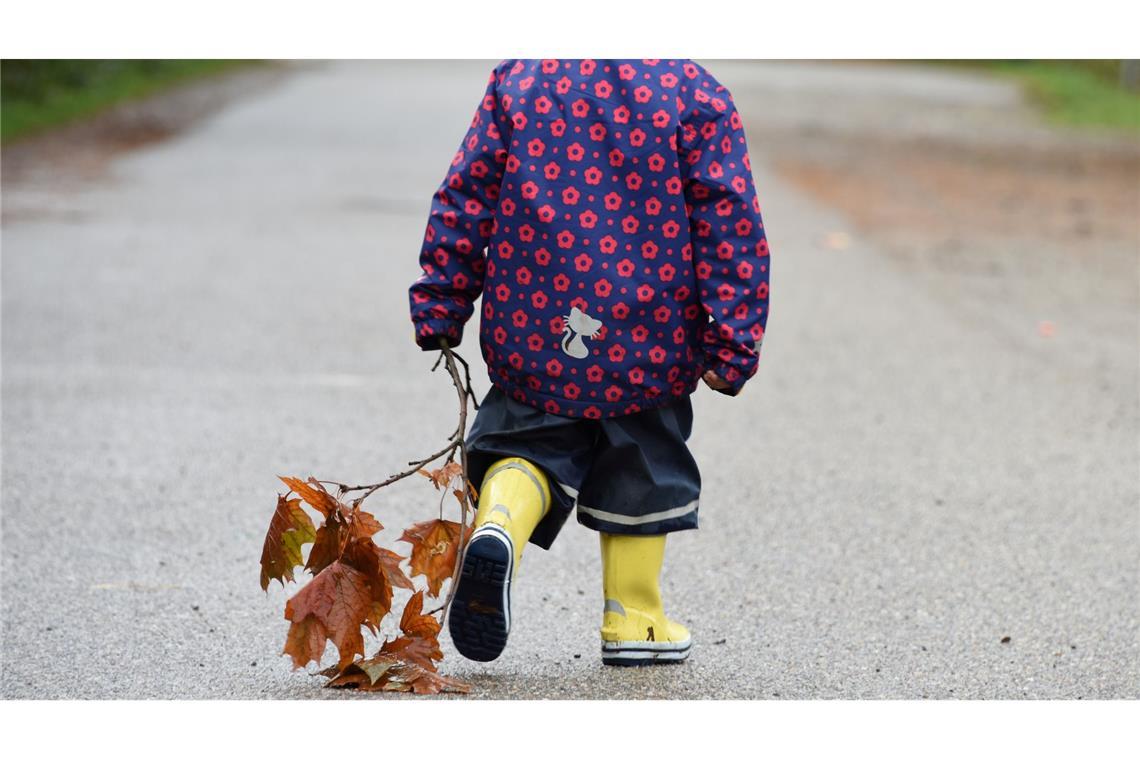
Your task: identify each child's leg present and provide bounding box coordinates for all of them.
[463,384,591,554]
[599,533,691,666]
[472,456,551,570]
[574,398,699,665]
[448,456,550,662]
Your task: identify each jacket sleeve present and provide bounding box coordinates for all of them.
[408,63,511,351]
[679,66,771,395]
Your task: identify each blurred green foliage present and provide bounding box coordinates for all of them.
[1,59,249,142]
[3,60,1136,144]
[954,60,1140,132]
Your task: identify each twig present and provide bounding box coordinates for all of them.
[297,339,479,623]
[332,341,475,502]
[449,350,481,411]
[425,338,475,620]
[265,338,483,692]
[338,440,459,501]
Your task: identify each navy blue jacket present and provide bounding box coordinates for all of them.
[410,59,770,418]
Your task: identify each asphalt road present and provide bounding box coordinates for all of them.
[2,61,1137,699]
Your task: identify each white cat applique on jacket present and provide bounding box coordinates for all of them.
[561,306,603,359]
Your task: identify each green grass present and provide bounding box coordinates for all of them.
[1,60,252,143]
[956,60,1140,133]
[5,60,1137,143]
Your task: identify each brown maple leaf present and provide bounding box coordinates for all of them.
[376,590,444,671]
[325,669,372,689]
[305,514,346,576]
[303,502,383,577]
[398,519,468,596]
[376,546,415,592]
[420,462,476,510]
[418,462,464,491]
[350,505,383,540]
[328,654,399,688]
[408,669,470,695]
[324,654,468,694]
[380,635,442,671]
[260,495,316,591]
[283,560,371,670]
[399,589,442,639]
[340,538,396,631]
[283,615,327,670]
[279,476,342,519]
[388,661,471,695]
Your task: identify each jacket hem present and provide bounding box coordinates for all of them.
[486,373,700,419]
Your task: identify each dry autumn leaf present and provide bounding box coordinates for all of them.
[418,462,464,491]
[380,635,442,671]
[326,655,469,694]
[400,590,442,639]
[283,560,372,670]
[327,654,398,688]
[398,519,468,596]
[325,668,372,689]
[284,615,328,669]
[350,506,383,539]
[260,495,316,591]
[305,514,346,575]
[263,347,480,695]
[279,476,342,519]
[391,662,470,695]
[376,546,415,592]
[304,498,382,576]
[340,537,396,631]
[377,590,444,670]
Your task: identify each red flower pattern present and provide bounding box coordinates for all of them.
[410,60,770,418]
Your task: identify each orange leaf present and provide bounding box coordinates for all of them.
[376,590,444,671]
[400,590,442,640]
[305,515,346,576]
[350,506,383,540]
[419,462,464,491]
[398,519,467,596]
[377,546,415,591]
[380,635,442,671]
[279,476,343,519]
[403,664,470,695]
[329,654,398,687]
[282,615,327,670]
[260,495,316,591]
[323,655,469,694]
[340,538,395,631]
[283,560,371,670]
[325,668,372,689]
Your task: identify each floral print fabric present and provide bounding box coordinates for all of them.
[409,59,770,418]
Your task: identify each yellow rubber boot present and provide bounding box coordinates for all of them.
[449,457,550,662]
[471,457,551,571]
[599,533,691,665]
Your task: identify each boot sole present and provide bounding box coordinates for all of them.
[601,639,692,667]
[448,526,513,662]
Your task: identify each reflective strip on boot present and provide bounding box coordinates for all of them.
[474,457,551,572]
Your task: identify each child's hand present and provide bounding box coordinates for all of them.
[702,369,733,393]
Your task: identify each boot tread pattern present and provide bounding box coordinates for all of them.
[448,530,512,662]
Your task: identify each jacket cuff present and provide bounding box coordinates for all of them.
[702,354,751,397]
[413,318,464,352]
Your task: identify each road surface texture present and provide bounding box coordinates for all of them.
[3,61,1137,699]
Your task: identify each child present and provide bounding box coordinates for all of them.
[409,59,770,665]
